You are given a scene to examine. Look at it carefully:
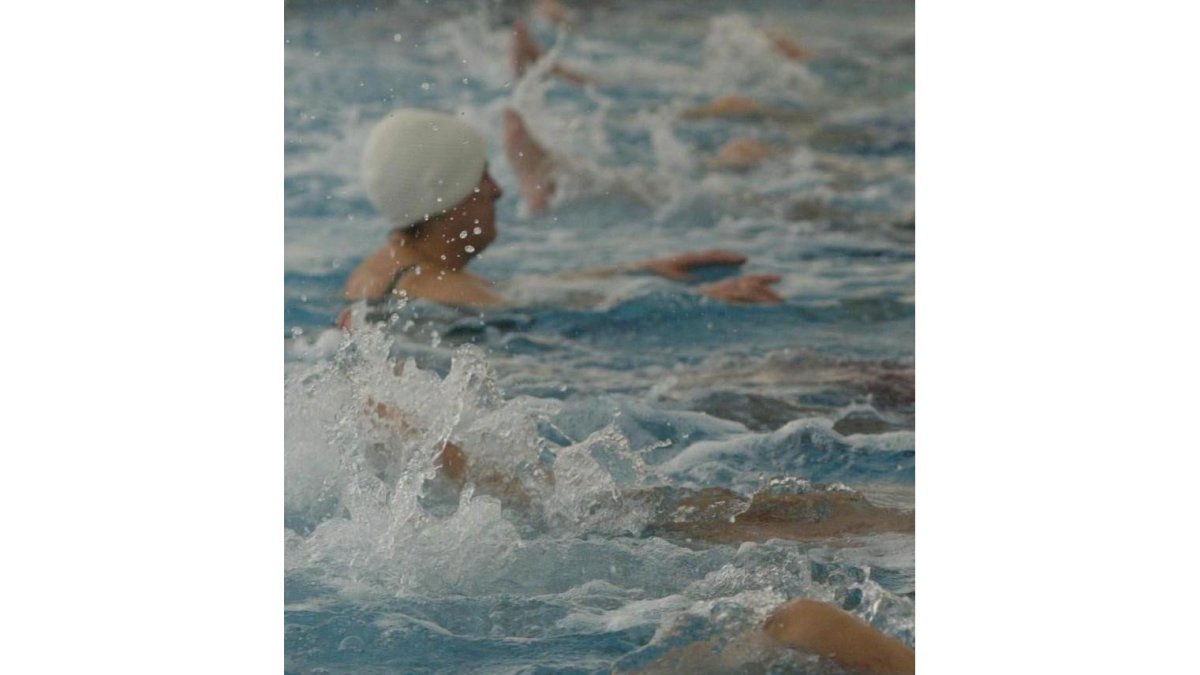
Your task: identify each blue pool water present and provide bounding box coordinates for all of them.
[285,1,914,672]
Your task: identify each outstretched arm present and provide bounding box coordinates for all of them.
[765,600,914,674]
[549,249,783,305]
[630,250,784,304]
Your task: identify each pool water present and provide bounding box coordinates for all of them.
[285,1,914,672]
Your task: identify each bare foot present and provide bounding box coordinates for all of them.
[708,137,778,170]
[503,109,556,214]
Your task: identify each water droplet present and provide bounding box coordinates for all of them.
[436,197,443,203]
[313,50,321,56]
[420,82,430,90]
[473,227,482,235]
[462,78,469,84]
[393,33,402,42]
[459,230,468,238]
[464,245,476,253]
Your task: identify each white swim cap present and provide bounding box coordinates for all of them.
[361,109,488,228]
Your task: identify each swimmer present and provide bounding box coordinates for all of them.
[526,6,810,61]
[343,108,783,315]
[364,399,912,545]
[634,599,913,674]
[363,404,914,673]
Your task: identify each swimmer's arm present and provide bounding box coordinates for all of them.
[344,241,408,303]
[764,600,914,674]
[551,249,750,281]
[503,109,557,215]
[403,269,509,310]
[545,250,783,304]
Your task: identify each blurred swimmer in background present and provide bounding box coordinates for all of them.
[340,108,784,320]
[507,16,817,174]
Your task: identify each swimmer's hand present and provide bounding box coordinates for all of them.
[638,249,747,282]
[697,274,784,304]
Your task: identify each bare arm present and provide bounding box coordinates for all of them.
[765,600,915,674]
[535,249,783,305]
[503,109,557,214]
[343,239,409,303]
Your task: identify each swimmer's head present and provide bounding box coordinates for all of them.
[362,108,489,229]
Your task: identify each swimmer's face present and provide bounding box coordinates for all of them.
[448,169,502,255]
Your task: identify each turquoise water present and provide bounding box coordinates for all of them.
[285,1,914,672]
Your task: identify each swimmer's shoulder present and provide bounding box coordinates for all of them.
[396,265,506,309]
[345,243,422,302]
